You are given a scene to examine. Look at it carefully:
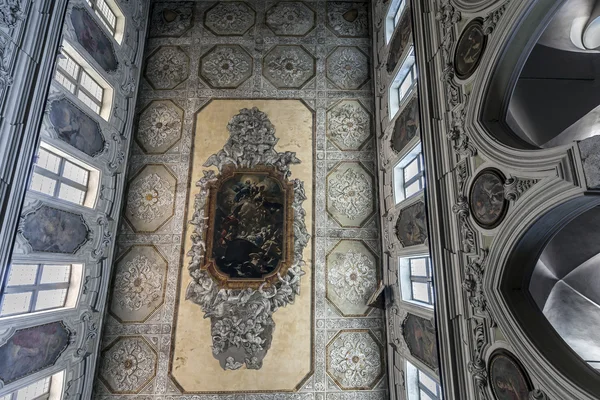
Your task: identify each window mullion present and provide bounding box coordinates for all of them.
[78,85,103,107]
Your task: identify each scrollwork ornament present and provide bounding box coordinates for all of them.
[529,389,550,400]
[483,2,509,35]
[462,250,490,318]
[186,108,310,370]
[435,0,461,64]
[504,177,539,202]
[448,106,477,157]
[452,196,476,253]
[442,66,460,109]
[0,0,24,28]
[91,215,112,260]
[468,355,490,400]
[76,311,99,358]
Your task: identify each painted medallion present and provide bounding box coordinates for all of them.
[469,168,507,229]
[70,7,118,72]
[395,200,427,247]
[489,350,532,400]
[454,19,486,79]
[204,166,294,288]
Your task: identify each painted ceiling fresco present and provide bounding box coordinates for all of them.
[94,1,387,399]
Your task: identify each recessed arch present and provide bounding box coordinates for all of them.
[481,0,600,150]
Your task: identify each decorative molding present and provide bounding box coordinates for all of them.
[462,250,489,318]
[503,177,539,202]
[0,0,24,28]
[448,106,477,157]
[452,196,476,254]
[529,389,550,400]
[483,2,509,36]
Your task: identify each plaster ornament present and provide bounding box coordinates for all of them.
[327,100,372,150]
[327,46,369,90]
[99,337,157,393]
[328,250,377,305]
[137,101,182,151]
[126,173,175,224]
[328,167,374,220]
[144,46,190,90]
[483,3,509,35]
[204,1,255,36]
[264,45,315,89]
[200,45,252,88]
[503,177,539,202]
[265,2,315,36]
[186,108,310,370]
[0,0,24,28]
[113,254,163,311]
[327,331,383,389]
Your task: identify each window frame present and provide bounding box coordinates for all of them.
[30,147,91,206]
[54,52,104,115]
[393,142,425,205]
[408,256,434,306]
[0,263,75,317]
[0,371,65,400]
[86,0,117,36]
[389,46,416,120]
[386,0,407,43]
[406,360,443,400]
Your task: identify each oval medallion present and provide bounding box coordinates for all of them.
[454,19,486,79]
[489,350,533,400]
[469,168,507,229]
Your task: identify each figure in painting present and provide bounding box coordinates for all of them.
[470,170,507,228]
[211,173,286,279]
[49,99,105,157]
[403,314,438,369]
[70,7,118,72]
[0,322,70,383]
[490,351,532,400]
[455,21,486,79]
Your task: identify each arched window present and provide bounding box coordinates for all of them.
[0,371,64,400]
[85,0,125,44]
[54,42,113,121]
[30,142,100,208]
[0,263,83,317]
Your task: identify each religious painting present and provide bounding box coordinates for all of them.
[49,98,105,157]
[21,205,90,254]
[70,7,118,72]
[489,350,532,400]
[402,314,438,370]
[204,165,294,288]
[0,322,70,384]
[182,105,311,374]
[391,95,420,153]
[395,200,427,247]
[386,7,412,74]
[469,168,508,229]
[454,19,486,79]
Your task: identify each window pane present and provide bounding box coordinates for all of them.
[412,281,430,303]
[404,157,420,181]
[77,91,101,114]
[86,0,93,6]
[35,289,68,311]
[405,180,420,198]
[80,71,103,102]
[1,292,33,316]
[399,73,413,100]
[57,54,79,79]
[30,172,58,197]
[419,372,439,394]
[58,183,86,205]
[394,1,404,26]
[6,264,39,286]
[420,390,434,400]
[36,149,61,173]
[97,0,117,28]
[15,377,51,400]
[61,161,89,186]
[410,258,428,277]
[40,265,71,284]
[54,71,76,94]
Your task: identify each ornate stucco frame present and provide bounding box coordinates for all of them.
[202,164,295,289]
